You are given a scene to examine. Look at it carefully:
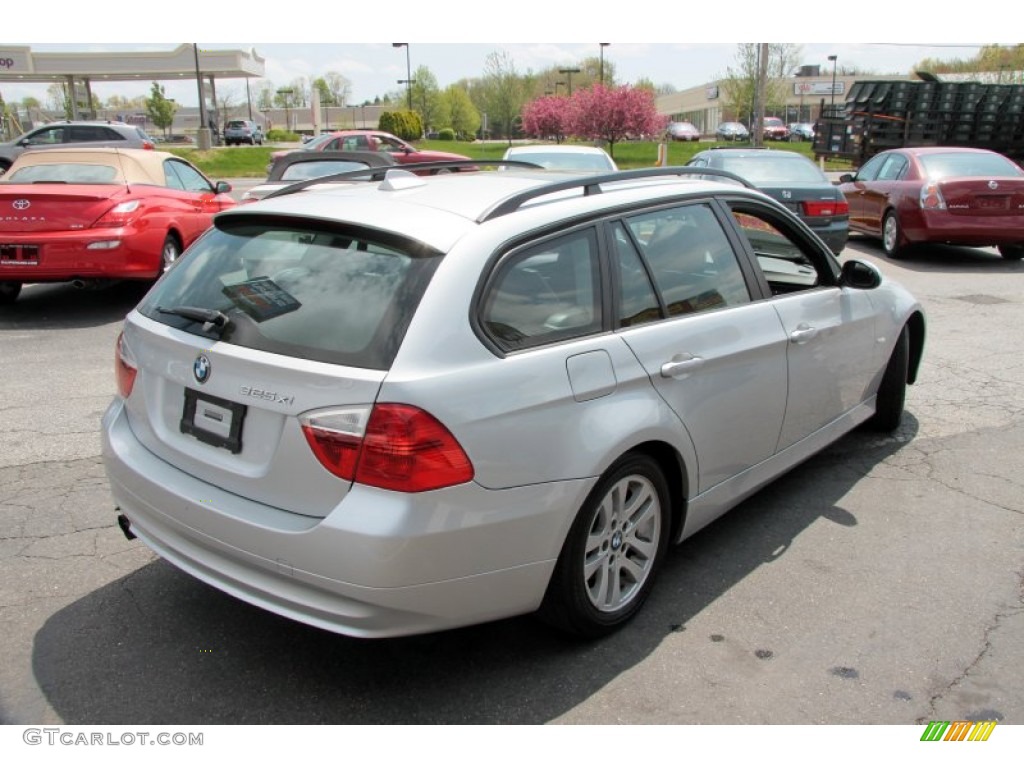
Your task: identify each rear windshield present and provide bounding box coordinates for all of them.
[4,163,119,183]
[715,155,827,184]
[919,152,1024,180]
[139,219,442,369]
[226,121,249,129]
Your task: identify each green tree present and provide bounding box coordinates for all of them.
[719,43,801,124]
[916,44,1024,83]
[46,83,72,119]
[438,84,480,140]
[410,65,441,131]
[145,82,177,136]
[480,50,528,141]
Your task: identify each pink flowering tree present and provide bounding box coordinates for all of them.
[568,84,668,157]
[521,95,572,143]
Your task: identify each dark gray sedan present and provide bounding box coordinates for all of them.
[687,148,849,254]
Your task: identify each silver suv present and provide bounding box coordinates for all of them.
[223,119,264,146]
[0,120,156,174]
[103,164,925,639]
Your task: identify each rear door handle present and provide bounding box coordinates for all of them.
[789,324,819,344]
[660,354,704,378]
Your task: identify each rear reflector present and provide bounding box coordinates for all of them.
[301,403,474,492]
[801,200,849,217]
[115,331,137,398]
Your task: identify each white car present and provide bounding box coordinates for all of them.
[502,144,618,171]
[103,165,925,639]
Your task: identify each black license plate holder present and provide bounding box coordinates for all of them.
[180,389,246,454]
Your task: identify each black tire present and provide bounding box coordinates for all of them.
[0,160,11,177]
[160,233,182,275]
[998,244,1024,261]
[867,325,909,432]
[882,210,905,259]
[539,453,671,638]
[0,281,22,305]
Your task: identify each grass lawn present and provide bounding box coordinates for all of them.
[170,139,852,178]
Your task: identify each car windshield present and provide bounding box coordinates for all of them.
[919,152,1024,180]
[227,121,248,129]
[714,155,826,184]
[4,163,120,183]
[303,134,337,151]
[138,220,442,369]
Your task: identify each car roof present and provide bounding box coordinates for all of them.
[5,147,181,185]
[224,167,768,252]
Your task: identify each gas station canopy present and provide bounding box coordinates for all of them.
[0,44,265,84]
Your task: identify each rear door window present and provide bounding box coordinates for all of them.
[139,221,442,370]
[480,228,602,352]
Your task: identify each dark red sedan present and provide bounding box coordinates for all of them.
[838,147,1024,260]
[269,130,470,174]
[0,148,235,304]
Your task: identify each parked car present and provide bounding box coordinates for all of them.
[666,121,701,142]
[687,147,849,254]
[501,144,618,171]
[715,121,750,142]
[102,165,924,639]
[788,122,816,142]
[269,129,470,173]
[761,117,790,141]
[0,120,156,175]
[223,120,264,146]
[0,148,235,304]
[242,151,397,202]
[837,147,1024,259]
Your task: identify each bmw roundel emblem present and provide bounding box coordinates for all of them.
[193,354,211,384]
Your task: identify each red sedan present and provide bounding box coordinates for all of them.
[269,130,471,173]
[838,147,1024,260]
[0,148,235,303]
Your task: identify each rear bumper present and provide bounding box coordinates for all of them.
[904,209,1024,247]
[101,399,591,638]
[0,226,162,281]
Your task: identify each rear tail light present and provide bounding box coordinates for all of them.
[94,200,142,229]
[300,404,474,493]
[142,141,155,150]
[115,331,137,398]
[801,200,849,217]
[920,182,947,210]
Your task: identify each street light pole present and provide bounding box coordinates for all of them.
[599,43,610,86]
[393,43,413,111]
[559,67,581,96]
[828,55,838,111]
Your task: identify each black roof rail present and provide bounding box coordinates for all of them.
[262,158,542,200]
[479,166,756,222]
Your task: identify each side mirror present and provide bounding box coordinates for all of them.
[840,259,882,290]
[215,181,233,194]
[839,173,855,183]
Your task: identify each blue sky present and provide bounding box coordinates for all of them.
[4,8,1004,107]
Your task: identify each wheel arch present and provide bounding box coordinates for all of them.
[617,440,689,545]
[905,310,926,385]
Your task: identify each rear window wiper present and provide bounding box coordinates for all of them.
[156,305,232,335]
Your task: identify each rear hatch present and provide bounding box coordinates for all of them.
[124,215,442,518]
[0,185,127,233]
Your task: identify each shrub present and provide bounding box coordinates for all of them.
[437,128,456,141]
[266,129,301,142]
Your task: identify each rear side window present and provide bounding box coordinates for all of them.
[481,228,602,351]
[139,222,442,370]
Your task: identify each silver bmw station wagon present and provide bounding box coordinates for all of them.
[102,164,925,639]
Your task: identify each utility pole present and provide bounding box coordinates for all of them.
[752,43,768,147]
